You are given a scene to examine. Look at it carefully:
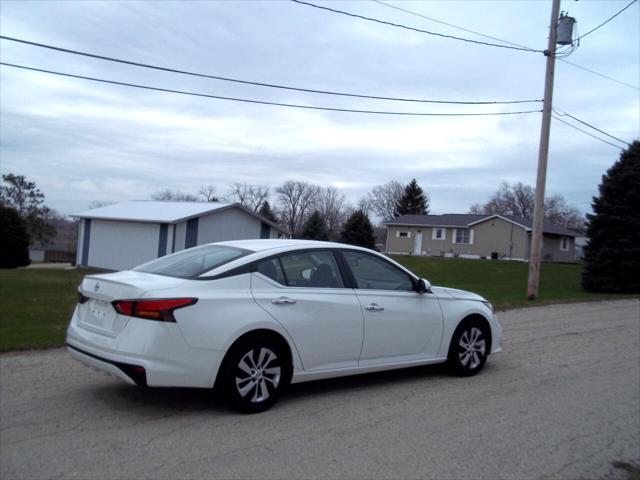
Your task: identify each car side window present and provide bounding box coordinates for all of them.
[255,257,287,285]
[278,251,344,288]
[343,251,415,291]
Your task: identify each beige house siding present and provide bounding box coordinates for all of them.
[387,226,421,254]
[541,234,576,263]
[387,217,576,263]
[468,217,529,259]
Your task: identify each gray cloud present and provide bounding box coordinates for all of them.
[1,0,638,218]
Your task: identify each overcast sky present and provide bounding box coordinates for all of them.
[1,0,638,218]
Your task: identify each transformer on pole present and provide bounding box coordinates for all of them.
[557,13,577,46]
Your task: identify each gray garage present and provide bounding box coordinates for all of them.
[74,201,284,270]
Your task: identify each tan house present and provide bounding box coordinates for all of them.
[386,214,578,263]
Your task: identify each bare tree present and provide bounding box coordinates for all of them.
[469,182,585,230]
[276,180,320,238]
[151,189,199,201]
[226,182,270,211]
[314,187,349,240]
[198,185,219,202]
[468,203,484,214]
[356,197,370,217]
[544,195,585,231]
[364,180,404,222]
[479,182,535,219]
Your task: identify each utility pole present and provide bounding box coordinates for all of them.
[527,0,562,300]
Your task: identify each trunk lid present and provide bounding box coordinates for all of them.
[77,271,187,336]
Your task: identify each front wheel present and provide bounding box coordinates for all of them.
[220,337,290,413]
[447,321,489,376]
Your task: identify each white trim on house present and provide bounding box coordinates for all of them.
[432,227,446,240]
[396,230,412,238]
[467,214,531,231]
[560,236,570,251]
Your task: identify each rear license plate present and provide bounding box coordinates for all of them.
[81,299,115,331]
[90,299,110,318]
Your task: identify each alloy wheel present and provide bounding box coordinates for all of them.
[235,347,281,403]
[457,327,486,370]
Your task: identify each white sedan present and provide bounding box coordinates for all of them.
[67,239,502,413]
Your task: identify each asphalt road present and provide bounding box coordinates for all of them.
[1,300,639,479]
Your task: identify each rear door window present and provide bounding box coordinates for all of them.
[256,251,344,288]
[255,257,287,285]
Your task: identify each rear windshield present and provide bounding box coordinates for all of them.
[133,245,250,279]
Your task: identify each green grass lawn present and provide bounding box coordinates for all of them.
[392,255,636,309]
[0,268,102,352]
[0,258,636,352]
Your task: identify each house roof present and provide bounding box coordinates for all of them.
[73,200,284,232]
[386,213,578,237]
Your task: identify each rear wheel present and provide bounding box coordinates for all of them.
[447,320,489,376]
[220,337,290,413]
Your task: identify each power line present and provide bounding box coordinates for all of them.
[557,58,640,90]
[576,0,638,41]
[372,0,535,51]
[290,0,542,53]
[0,62,543,117]
[553,108,631,146]
[552,115,625,150]
[0,35,542,105]
[366,1,639,92]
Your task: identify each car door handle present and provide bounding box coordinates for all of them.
[272,297,297,305]
[365,303,384,312]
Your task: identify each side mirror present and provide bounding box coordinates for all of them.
[417,278,432,293]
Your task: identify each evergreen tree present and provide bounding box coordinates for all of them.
[258,200,278,224]
[339,210,375,249]
[395,178,429,216]
[0,205,31,268]
[301,211,329,241]
[582,140,640,293]
[0,173,56,245]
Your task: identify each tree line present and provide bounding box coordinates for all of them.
[0,171,596,267]
[151,178,431,247]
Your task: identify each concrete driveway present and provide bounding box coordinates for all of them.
[1,300,638,479]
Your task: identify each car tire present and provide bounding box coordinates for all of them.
[447,319,489,377]
[220,336,290,414]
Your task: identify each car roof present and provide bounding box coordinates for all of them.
[212,239,359,253]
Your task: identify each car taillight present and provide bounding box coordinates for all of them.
[111,298,198,322]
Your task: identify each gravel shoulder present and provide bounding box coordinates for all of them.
[1,300,639,479]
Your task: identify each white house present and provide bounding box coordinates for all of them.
[73,201,284,270]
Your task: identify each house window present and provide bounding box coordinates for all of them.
[560,237,570,251]
[432,227,446,240]
[454,229,473,244]
[396,231,411,238]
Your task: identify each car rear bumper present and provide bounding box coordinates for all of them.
[67,344,147,386]
[66,306,224,388]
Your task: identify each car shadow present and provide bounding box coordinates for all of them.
[89,361,478,416]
